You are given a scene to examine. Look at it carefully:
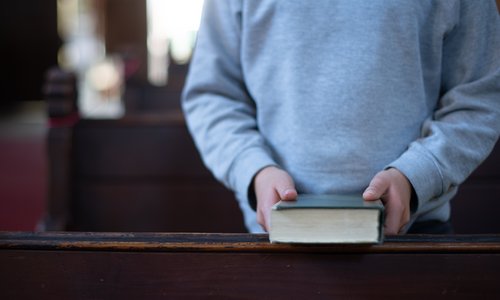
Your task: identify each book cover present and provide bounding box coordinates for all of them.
[270,194,384,244]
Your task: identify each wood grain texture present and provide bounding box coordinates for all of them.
[1,233,500,299]
[1,232,500,253]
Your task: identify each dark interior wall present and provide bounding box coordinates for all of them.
[0,0,60,103]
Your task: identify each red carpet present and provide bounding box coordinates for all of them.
[0,103,47,231]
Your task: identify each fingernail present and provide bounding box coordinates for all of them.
[282,189,296,199]
[363,189,375,198]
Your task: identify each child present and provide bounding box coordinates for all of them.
[182,0,500,234]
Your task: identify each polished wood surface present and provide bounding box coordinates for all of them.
[1,232,500,299]
[2,232,500,253]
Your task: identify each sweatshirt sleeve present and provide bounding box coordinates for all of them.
[181,0,277,205]
[388,1,500,217]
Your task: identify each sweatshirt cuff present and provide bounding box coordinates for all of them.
[227,146,277,211]
[386,143,444,214]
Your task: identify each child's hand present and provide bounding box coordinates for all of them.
[363,168,412,235]
[253,166,297,232]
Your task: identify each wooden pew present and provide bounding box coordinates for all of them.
[1,232,500,299]
[68,114,246,232]
[40,69,500,233]
[40,69,246,232]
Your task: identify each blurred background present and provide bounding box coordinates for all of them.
[0,0,237,232]
[0,0,499,233]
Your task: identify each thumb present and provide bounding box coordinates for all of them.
[275,172,298,201]
[279,187,297,201]
[363,172,389,201]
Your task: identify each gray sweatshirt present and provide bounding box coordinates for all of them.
[182,0,500,233]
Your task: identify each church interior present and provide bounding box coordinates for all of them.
[1,0,499,234]
[1,1,500,298]
[1,0,248,233]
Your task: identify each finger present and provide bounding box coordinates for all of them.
[275,173,298,201]
[383,192,406,235]
[258,189,282,232]
[278,187,297,201]
[257,209,269,232]
[397,208,411,234]
[363,172,390,201]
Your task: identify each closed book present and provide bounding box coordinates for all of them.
[270,194,384,244]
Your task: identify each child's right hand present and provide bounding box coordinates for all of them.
[253,166,297,232]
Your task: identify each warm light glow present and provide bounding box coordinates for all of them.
[57,0,122,119]
[147,0,204,85]
[56,0,104,72]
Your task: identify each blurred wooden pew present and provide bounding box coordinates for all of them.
[39,69,500,233]
[39,69,246,232]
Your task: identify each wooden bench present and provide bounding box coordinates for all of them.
[1,231,500,299]
[40,69,245,232]
[40,69,500,233]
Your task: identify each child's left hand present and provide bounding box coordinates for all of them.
[363,168,412,235]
